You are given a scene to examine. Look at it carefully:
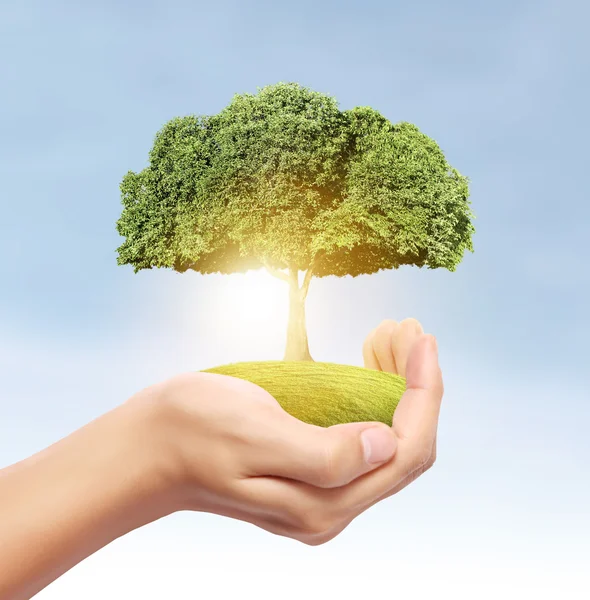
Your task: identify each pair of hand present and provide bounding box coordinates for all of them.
[136,318,443,545]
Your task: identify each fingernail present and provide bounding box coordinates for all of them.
[361,426,397,465]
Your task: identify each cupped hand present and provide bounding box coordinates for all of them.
[139,318,443,545]
[361,318,442,500]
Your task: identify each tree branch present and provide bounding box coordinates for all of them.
[300,264,314,299]
[262,259,290,283]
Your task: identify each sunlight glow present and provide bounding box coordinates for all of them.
[223,269,288,323]
[198,268,290,358]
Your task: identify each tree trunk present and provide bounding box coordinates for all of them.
[284,269,313,361]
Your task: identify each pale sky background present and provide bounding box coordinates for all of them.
[1,0,589,598]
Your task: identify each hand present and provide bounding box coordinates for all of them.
[140,317,443,545]
[307,318,442,541]
[0,319,442,599]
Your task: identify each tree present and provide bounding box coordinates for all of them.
[116,82,475,361]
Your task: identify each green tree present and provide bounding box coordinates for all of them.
[116,82,475,361]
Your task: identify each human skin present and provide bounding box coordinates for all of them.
[0,318,442,600]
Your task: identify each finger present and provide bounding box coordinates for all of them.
[248,434,438,543]
[335,334,443,507]
[392,334,443,442]
[249,411,440,544]
[391,318,424,377]
[198,487,315,543]
[248,414,398,488]
[362,328,380,370]
[371,320,399,373]
[233,476,352,545]
[234,476,331,535]
[360,432,438,512]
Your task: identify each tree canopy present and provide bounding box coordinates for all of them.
[116,82,474,278]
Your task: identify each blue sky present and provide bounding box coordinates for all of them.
[0,0,588,597]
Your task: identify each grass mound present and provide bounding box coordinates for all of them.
[202,361,406,428]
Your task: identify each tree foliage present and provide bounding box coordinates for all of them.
[116,82,474,278]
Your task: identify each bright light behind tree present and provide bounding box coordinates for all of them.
[219,269,286,325]
[201,269,289,355]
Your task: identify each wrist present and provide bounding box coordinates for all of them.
[126,372,233,514]
[120,385,187,516]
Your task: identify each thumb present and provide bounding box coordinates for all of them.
[254,417,398,489]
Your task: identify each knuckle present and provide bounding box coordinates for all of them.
[399,317,422,332]
[413,444,434,471]
[315,444,341,488]
[299,513,334,537]
[422,456,435,473]
[430,444,437,467]
[378,318,398,329]
[282,497,330,535]
[300,530,336,546]
[435,372,445,397]
[281,488,350,538]
[374,320,397,342]
[363,331,375,351]
[299,515,352,546]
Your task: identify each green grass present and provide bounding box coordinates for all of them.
[202,361,406,428]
